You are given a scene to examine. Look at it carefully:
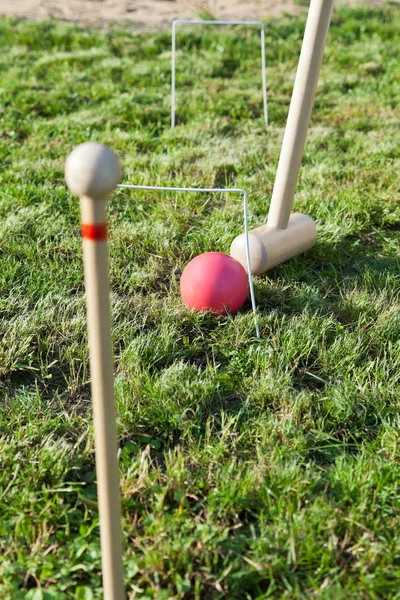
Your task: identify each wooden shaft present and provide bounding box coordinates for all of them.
[65,143,124,600]
[81,198,125,600]
[267,0,334,229]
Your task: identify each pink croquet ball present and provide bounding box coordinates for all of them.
[180,252,248,315]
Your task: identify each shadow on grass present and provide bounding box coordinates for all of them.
[0,361,91,415]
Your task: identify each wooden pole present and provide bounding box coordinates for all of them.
[267,0,334,230]
[65,142,125,600]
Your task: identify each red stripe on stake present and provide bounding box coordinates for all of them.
[82,223,108,241]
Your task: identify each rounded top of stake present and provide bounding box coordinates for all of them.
[65,142,121,200]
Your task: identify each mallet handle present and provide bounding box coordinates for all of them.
[80,197,125,600]
[267,0,334,230]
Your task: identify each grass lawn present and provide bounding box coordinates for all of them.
[1,5,400,599]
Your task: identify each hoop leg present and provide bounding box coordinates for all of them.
[260,25,268,127]
[171,20,176,128]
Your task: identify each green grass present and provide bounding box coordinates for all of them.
[0,5,400,598]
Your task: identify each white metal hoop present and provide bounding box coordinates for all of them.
[117,182,260,338]
[171,19,268,129]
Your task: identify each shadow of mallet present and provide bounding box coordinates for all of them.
[231,0,334,274]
